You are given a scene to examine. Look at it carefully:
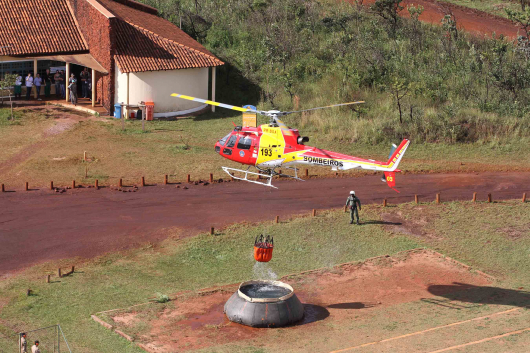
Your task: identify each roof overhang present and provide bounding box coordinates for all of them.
[1,54,108,74]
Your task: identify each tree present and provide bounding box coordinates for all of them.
[506,7,530,38]
[371,0,404,37]
[390,76,413,124]
[0,73,16,98]
[407,4,424,51]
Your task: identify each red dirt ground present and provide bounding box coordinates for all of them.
[360,0,520,39]
[108,250,493,352]
[0,172,528,275]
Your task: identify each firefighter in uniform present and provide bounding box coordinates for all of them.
[346,191,362,225]
[31,340,40,353]
[20,333,27,353]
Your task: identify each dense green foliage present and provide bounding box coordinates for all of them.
[140,0,530,145]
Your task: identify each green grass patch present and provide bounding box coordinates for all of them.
[0,201,528,352]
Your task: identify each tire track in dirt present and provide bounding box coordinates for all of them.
[0,107,101,176]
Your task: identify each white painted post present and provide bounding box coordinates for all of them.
[65,62,70,103]
[211,67,216,112]
[126,72,129,119]
[91,69,96,108]
[33,58,38,98]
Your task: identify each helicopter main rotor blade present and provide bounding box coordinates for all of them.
[274,116,292,134]
[281,101,365,116]
[171,93,266,115]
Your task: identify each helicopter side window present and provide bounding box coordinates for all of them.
[237,136,252,150]
[219,133,231,146]
[226,135,237,148]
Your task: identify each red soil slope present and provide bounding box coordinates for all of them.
[360,0,520,39]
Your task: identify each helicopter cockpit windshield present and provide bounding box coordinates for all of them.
[219,133,231,146]
[237,136,253,149]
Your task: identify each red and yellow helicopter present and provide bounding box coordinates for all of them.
[171,94,410,191]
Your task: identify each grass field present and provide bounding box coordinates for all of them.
[0,200,528,352]
[1,107,530,189]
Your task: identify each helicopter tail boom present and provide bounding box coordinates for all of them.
[382,139,410,172]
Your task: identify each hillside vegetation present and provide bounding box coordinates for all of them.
[141,0,530,148]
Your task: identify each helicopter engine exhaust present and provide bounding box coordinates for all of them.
[297,136,309,144]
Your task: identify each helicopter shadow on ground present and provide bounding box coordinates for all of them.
[425,282,530,309]
[359,220,402,226]
[192,63,262,122]
[327,302,376,310]
[293,304,330,326]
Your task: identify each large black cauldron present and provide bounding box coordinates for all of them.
[224,280,304,328]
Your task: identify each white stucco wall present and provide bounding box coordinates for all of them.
[115,64,209,116]
[114,65,128,115]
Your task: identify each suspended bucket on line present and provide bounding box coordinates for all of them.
[254,234,274,262]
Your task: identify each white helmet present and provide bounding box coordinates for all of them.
[350,191,355,195]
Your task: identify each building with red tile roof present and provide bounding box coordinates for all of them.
[0,0,223,115]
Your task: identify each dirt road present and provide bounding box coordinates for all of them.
[361,0,520,39]
[0,172,528,274]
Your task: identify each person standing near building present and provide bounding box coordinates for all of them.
[31,340,40,353]
[54,70,61,99]
[80,67,90,98]
[19,333,27,353]
[14,72,22,99]
[345,191,362,225]
[59,70,66,99]
[68,73,78,105]
[43,68,52,98]
[34,74,42,100]
[25,73,33,100]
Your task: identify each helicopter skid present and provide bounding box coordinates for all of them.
[222,167,277,188]
[277,166,305,181]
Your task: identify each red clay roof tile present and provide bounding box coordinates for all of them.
[0,0,88,56]
[97,0,223,73]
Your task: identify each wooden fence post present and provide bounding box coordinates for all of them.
[25,182,29,191]
[312,209,316,217]
[95,179,99,190]
[383,199,387,207]
[50,181,54,190]
[523,193,527,203]
[141,177,145,187]
[72,180,76,189]
[276,216,279,223]
[414,195,418,204]
[209,173,213,183]
[436,193,440,204]
[472,192,477,203]
[187,174,191,183]
[210,227,214,235]
[58,268,62,278]
[164,175,168,185]
[46,275,50,283]
[305,169,309,177]
[1,184,4,192]
[119,178,123,188]
[488,193,492,203]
